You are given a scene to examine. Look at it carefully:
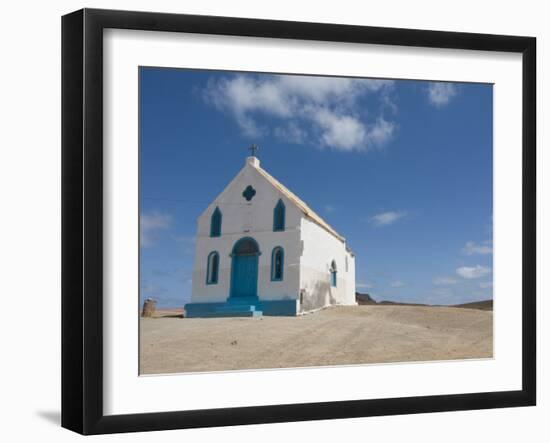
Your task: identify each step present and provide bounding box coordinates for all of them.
[227,297,261,304]
[215,305,259,313]
[184,300,265,318]
[192,310,263,318]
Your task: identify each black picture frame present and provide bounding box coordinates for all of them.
[61,8,536,435]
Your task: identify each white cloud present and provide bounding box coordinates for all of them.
[204,74,395,151]
[433,276,458,285]
[172,234,196,244]
[274,122,308,144]
[311,107,368,150]
[141,284,167,295]
[279,75,391,102]
[324,204,335,213]
[140,212,172,247]
[357,282,374,289]
[479,281,493,289]
[369,211,407,227]
[366,117,395,146]
[390,281,405,288]
[208,75,292,117]
[456,265,492,279]
[427,82,458,107]
[462,240,493,255]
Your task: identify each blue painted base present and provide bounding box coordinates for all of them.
[185,298,297,318]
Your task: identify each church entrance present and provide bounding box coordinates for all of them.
[230,237,260,299]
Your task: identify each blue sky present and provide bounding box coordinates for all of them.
[140,67,493,308]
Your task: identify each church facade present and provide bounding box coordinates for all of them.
[184,156,356,318]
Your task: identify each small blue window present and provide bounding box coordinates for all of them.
[271,247,284,281]
[330,260,337,287]
[206,251,219,284]
[273,199,285,232]
[210,207,222,237]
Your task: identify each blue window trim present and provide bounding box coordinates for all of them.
[206,251,220,285]
[273,199,286,232]
[330,260,337,287]
[210,207,222,237]
[271,246,284,281]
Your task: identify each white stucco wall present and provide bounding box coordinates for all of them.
[299,217,356,312]
[345,249,356,306]
[191,158,302,303]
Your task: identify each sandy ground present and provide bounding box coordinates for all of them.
[139,305,493,374]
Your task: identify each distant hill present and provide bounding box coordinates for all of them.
[355,292,377,305]
[355,292,493,311]
[377,300,429,307]
[356,292,429,307]
[452,300,493,311]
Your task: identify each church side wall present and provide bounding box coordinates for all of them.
[346,252,356,306]
[299,217,357,312]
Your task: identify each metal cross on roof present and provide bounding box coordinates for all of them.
[248,144,259,157]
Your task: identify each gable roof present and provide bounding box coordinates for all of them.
[252,160,346,243]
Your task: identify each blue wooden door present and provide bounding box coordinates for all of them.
[231,254,258,298]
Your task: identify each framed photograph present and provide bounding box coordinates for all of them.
[61,8,536,435]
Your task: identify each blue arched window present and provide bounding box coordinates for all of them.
[210,207,222,237]
[273,199,285,232]
[206,251,219,284]
[330,260,337,287]
[271,247,284,281]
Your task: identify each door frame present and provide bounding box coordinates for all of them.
[229,237,261,300]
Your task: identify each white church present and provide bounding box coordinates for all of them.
[184,152,356,317]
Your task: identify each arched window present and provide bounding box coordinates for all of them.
[271,247,284,281]
[210,207,222,237]
[273,199,285,232]
[330,260,337,287]
[206,251,219,284]
[232,237,260,256]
